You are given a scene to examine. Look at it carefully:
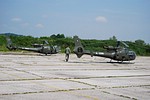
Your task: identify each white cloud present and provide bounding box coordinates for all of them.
[95,16,108,23]
[11,17,22,22]
[35,23,44,28]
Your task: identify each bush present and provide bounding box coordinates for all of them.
[0,33,150,56]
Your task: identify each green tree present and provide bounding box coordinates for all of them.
[109,36,117,41]
[135,39,145,45]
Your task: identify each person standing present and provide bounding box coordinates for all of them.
[65,47,71,62]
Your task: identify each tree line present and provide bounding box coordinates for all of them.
[0,33,150,56]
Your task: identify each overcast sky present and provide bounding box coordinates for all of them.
[0,0,150,43]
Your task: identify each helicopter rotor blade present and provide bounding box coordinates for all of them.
[43,40,49,45]
[121,41,129,48]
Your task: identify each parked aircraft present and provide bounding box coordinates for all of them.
[73,36,136,62]
[6,37,60,55]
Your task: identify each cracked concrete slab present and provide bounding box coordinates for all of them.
[0,53,150,100]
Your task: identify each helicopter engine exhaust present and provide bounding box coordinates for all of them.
[74,46,84,58]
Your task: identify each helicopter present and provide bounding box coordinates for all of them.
[6,36,60,55]
[73,36,136,62]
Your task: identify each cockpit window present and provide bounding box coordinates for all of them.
[128,51,134,55]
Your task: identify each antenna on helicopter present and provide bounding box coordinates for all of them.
[116,41,120,47]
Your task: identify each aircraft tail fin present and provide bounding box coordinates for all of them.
[73,36,84,58]
[6,36,16,50]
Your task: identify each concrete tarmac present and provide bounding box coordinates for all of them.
[0,53,150,100]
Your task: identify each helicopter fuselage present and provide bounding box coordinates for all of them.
[73,36,136,62]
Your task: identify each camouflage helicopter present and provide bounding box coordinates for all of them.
[73,36,136,62]
[6,36,60,55]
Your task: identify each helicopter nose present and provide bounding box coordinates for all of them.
[129,51,136,60]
